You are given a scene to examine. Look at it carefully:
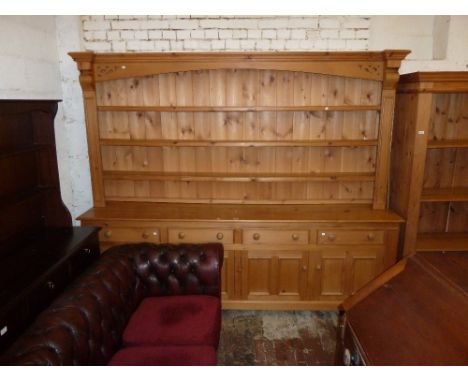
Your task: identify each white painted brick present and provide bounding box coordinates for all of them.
[111,20,141,30]
[211,40,225,50]
[225,19,258,29]
[92,31,107,40]
[299,39,316,50]
[232,29,247,38]
[85,41,111,51]
[277,29,291,39]
[345,39,368,50]
[148,15,163,19]
[174,30,189,40]
[199,19,227,28]
[183,40,200,50]
[198,40,211,50]
[83,31,94,41]
[342,18,370,29]
[288,17,318,28]
[340,29,356,39]
[127,40,154,51]
[320,29,339,38]
[170,40,184,51]
[240,39,256,49]
[190,30,205,39]
[285,40,301,50]
[327,39,347,50]
[256,40,271,50]
[83,21,110,31]
[162,30,176,39]
[148,30,162,39]
[120,31,135,40]
[225,39,241,50]
[205,29,219,39]
[111,41,126,51]
[155,40,171,51]
[306,29,320,39]
[270,39,286,50]
[247,29,261,39]
[291,30,306,39]
[135,30,148,40]
[219,30,233,39]
[141,19,169,29]
[258,18,289,29]
[89,16,104,21]
[107,31,120,40]
[356,29,370,39]
[319,18,340,29]
[169,19,199,29]
[262,29,276,39]
[104,15,119,20]
[314,40,329,50]
[118,15,147,20]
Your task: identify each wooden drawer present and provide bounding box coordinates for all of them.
[317,230,384,245]
[99,226,160,243]
[168,228,233,244]
[243,229,309,245]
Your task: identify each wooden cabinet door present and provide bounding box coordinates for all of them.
[240,251,309,301]
[348,249,384,294]
[316,250,348,300]
[221,250,236,301]
[315,249,384,300]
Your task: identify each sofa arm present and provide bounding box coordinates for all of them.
[106,243,224,298]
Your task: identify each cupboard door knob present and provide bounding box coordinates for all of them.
[302,265,308,272]
[47,281,55,290]
[142,232,149,239]
[367,233,375,241]
[83,248,91,255]
[292,234,299,241]
[253,233,260,241]
[178,232,185,239]
[328,233,336,242]
[104,230,112,238]
[216,232,224,240]
[316,264,322,271]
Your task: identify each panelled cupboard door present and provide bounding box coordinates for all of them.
[221,250,236,301]
[315,248,384,299]
[240,251,309,301]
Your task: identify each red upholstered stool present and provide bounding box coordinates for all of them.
[122,295,221,348]
[108,345,217,366]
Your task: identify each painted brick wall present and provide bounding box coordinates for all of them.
[81,15,371,52]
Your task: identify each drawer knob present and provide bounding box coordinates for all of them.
[83,248,91,255]
[104,230,112,238]
[142,232,149,239]
[253,233,260,241]
[292,233,299,241]
[367,233,375,241]
[47,281,55,290]
[178,232,185,239]
[302,265,308,272]
[216,232,224,240]
[328,233,336,242]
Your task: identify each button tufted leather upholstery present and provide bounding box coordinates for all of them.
[0,243,223,366]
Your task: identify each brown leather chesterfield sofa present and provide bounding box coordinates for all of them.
[0,243,223,366]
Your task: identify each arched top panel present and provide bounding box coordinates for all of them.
[70,50,410,92]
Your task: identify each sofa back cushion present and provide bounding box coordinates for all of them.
[0,251,145,365]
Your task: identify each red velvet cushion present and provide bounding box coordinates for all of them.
[123,296,221,347]
[108,345,217,366]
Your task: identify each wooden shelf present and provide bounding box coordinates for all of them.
[100,139,379,148]
[416,233,468,252]
[103,170,376,182]
[427,140,468,149]
[97,105,381,112]
[421,187,468,202]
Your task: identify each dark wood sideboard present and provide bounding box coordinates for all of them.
[0,100,100,353]
[337,252,468,365]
